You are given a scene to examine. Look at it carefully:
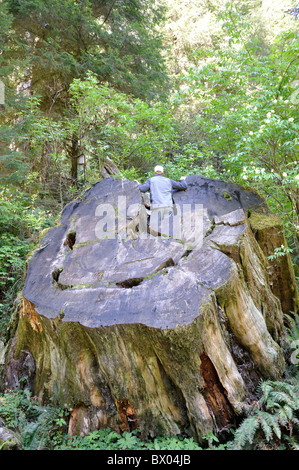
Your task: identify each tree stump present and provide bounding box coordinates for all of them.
[4,175,298,441]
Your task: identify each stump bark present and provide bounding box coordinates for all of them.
[3,175,298,441]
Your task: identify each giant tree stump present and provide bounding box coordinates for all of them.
[4,175,298,441]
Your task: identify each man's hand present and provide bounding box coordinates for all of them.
[180,176,186,180]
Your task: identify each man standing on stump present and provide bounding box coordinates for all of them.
[135,165,187,236]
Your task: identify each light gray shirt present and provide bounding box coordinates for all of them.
[139,174,187,208]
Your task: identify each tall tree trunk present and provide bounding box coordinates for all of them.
[70,134,79,186]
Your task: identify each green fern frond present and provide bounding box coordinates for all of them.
[260,382,273,403]
[261,381,299,411]
[285,314,299,342]
[255,409,282,441]
[232,415,260,449]
[284,435,299,451]
[278,404,294,423]
[256,411,273,441]
[266,393,294,409]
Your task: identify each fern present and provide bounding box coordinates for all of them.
[231,379,299,450]
[285,314,299,342]
[257,410,277,441]
[0,388,68,450]
[21,408,56,450]
[232,416,260,449]
[284,435,299,450]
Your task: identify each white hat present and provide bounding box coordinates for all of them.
[154,165,164,173]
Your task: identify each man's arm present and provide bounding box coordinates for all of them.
[171,177,187,191]
[139,179,150,193]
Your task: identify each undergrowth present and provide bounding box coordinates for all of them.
[0,387,68,450]
[0,377,298,450]
[231,378,299,450]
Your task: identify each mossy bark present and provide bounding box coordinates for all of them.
[248,211,298,316]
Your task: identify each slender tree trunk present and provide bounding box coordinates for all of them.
[70,134,79,186]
